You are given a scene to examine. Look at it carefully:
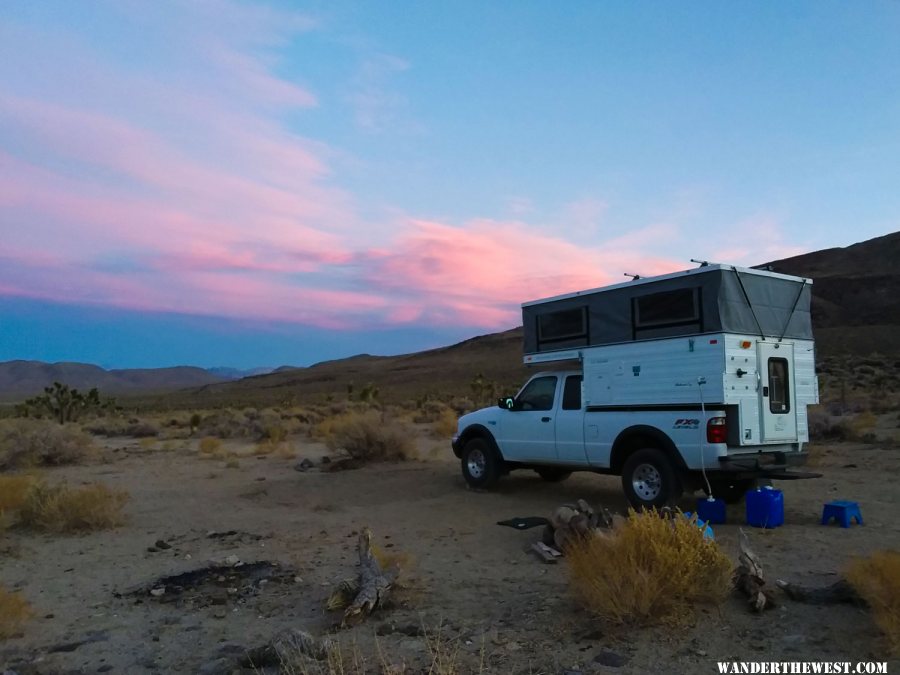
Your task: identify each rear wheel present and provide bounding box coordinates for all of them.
[621,448,682,509]
[460,437,503,489]
[535,467,572,483]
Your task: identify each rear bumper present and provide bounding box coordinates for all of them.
[717,451,821,480]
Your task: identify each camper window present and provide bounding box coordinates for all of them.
[768,358,790,414]
[537,307,587,344]
[633,288,700,328]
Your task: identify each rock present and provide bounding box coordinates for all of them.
[224,555,240,567]
[146,547,159,553]
[155,539,172,550]
[149,588,165,597]
[593,649,627,668]
[97,669,113,674]
[320,455,331,464]
[294,458,314,472]
[213,607,228,619]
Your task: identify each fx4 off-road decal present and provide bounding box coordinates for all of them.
[673,418,700,429]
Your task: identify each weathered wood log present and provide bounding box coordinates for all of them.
[542,499,613,552]
[733,529,778,611]
[776,578,864,606]
[342,528,398,624]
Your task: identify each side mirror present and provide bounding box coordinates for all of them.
[497,397,516,411]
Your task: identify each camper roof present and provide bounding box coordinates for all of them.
[522,263,811,308]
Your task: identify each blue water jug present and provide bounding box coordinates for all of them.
[696,497,726,524]
[746,486,784,528]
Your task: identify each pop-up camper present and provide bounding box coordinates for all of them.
[452,263,819,508]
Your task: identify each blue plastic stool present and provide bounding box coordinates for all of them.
[821,500,863,528]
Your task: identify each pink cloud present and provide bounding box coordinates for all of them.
[363,219,683,327]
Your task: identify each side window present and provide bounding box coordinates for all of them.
[562,375,582,411]
[768,358,790,414]
[516,376,558,411]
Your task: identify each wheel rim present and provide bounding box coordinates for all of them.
[632,462,662,501]
[467,449,486,479]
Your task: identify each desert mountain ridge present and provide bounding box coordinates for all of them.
[2,230,898,404]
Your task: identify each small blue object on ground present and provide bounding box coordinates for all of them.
[746,487,784,529]
[682,512,715,540]
[821,500,863,528]
[697,497,726,524]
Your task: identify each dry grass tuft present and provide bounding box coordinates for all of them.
[0,585,33,639]
[198,436,224,458]
[0,474,41,514]
[225,458,240,469]
[253,441,277,456]
[566,509,732,627]
[0,420,94,469]
[431,408,458,439]
[18,482,128,533]
[845,550,900,653]
[324,412,416,463]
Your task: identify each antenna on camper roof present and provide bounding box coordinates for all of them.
[690,258,710,267]
[623,273,641,280]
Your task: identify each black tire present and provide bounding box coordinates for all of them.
[621,447,683,509]
[460,437,503,489]
[704,478,761,504]
[535,467,572,483]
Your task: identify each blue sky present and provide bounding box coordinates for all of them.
[1,1,898,368]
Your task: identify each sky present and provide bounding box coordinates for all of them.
[1,1,899,369]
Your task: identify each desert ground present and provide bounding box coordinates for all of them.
[1,420,899,675]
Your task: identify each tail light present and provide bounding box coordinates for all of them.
[707,417,727,444]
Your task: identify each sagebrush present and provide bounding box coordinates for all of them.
[845,550,900,653]
[0,420,93,469]
[324,412,415,462]
[566,509,733,626]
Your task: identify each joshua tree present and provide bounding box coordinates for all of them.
[23,382,111,424]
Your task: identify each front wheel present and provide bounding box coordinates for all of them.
[460,437,503,489]
[621,448,682,509]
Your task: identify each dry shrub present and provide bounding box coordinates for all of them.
[275,444,297,460]
[0,420,93,469]
[325,412,415,462]
[845,550,900,653]
[18,482,128,533]
[0,474,40,513]
[225,458,240,469]
[566,510,732,626]
[253,441,276,456]
[0,586,33,639]
[198,436,224,457]
[431,408,458,439]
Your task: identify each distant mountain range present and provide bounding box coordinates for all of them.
[0,362,286,402]
[2,231,897,404]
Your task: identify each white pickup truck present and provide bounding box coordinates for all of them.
[451,264,819,508]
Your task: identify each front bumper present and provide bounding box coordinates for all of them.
[451,435,462,458]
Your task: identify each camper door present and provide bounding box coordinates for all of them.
[757,342,798,443]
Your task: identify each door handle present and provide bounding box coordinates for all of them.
[541,417,551,423]
[762,386,769,397]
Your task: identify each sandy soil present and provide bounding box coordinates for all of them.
[2,435,900,674]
